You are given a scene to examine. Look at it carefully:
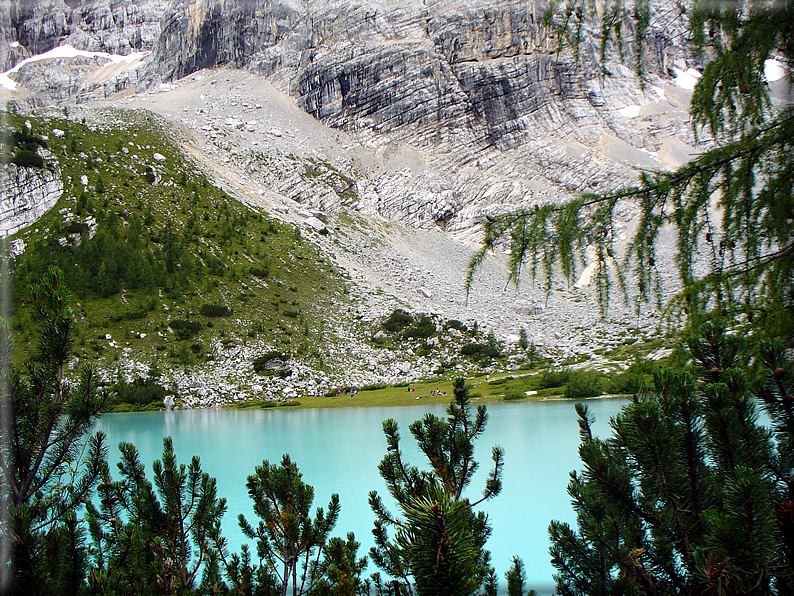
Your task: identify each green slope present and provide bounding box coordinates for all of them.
[5,108,351,382]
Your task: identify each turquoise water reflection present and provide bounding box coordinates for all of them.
[94,398,627,595]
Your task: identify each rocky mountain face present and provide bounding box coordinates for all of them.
[136,0,695,238]
[0,0,165,104]
[1,0,697,234]
[1,0,165,57]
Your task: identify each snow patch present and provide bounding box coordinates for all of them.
[105,51,148,65]
[673,67,702,90]
[0,44,149,90]
[619,105,642,118]
[765,58,786,82]
[671,60,784,88]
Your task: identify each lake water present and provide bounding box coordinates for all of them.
[94,398,627,595]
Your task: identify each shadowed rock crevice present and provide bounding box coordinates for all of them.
[155,0,305,84]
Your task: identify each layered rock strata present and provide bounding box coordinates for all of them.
[1,0,697,237]
[0,158,62,236]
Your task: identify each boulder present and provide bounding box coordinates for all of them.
[303,216,327,232]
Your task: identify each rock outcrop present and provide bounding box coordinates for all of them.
[0,157,62,236]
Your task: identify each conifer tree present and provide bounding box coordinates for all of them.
[466,0,793,337]
[368,378,504,596]
[238,454,341,596]
[85,437,227,595]
[313,533,369,596]
[505,556,534,596]
[547,322,794,595]
[0,266,108,596]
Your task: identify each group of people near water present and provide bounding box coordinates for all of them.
[407,387,448,397]
[323,386,447,398]
[335,387,357,396]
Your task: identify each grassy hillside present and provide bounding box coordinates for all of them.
[5,108,351,380]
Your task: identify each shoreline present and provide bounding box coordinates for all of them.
[106,370,632,413]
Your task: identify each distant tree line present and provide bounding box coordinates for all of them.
[12,186,271,305]
[13,213,200,300]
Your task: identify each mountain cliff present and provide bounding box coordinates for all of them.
[134,0,696,238]
[0,0,734,402]
[2,1,697,229]
[0,0,165,58]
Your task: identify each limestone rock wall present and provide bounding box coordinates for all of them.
[296,42,473,140]
[152,0,306,84]
[1,0,166,56]
[145,0,584,148]
[0,0,165,104]
[0,159,62,236]
[145,0,688,144]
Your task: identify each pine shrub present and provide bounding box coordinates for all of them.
[200,303,232,317]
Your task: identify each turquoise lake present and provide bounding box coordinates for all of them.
[94,398,628,595]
